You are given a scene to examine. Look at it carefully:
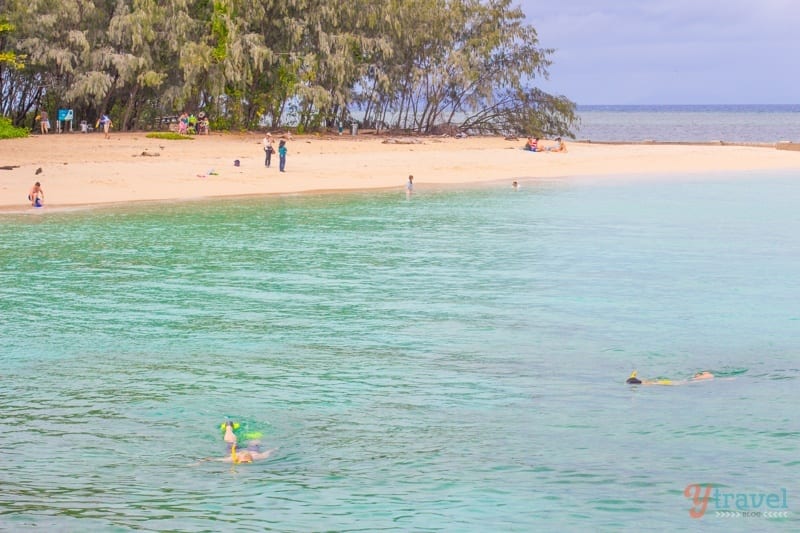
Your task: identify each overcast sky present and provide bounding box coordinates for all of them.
[519,0,800,105]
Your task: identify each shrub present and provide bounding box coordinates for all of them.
[145,132,193,140]
[0,116,29,139]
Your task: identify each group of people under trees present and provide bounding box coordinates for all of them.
[34,108,114,139]
[177,112,210,135]
[524,136,567,153]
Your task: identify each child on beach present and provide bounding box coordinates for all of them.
[97,114,113,139]
[28,181,44,207]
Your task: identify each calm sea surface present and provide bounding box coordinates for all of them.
[1,175,799,531]
[576,104,800,143]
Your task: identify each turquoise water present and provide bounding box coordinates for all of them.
[1,176,798,531]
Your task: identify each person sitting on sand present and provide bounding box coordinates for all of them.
[28,181,44,207]
[547,137,567,153]
[626,370,715,385]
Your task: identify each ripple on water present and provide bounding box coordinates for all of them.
[1,181,799,530]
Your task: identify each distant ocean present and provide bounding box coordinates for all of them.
[575,104,800,143]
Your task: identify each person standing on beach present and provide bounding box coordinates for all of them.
[406,175,414,197]
[97,114,113,139]
[39,110,49,134]
[263,133,274,168]
[28,181,44,207]
[278,140,287,172]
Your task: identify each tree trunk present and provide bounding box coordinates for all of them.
[100,75,118,117]
[122,83,139,131]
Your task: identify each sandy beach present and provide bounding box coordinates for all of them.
[2,132,799,211]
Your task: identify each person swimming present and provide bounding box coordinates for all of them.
[626,371,642,384]
[223,444,275,464]
[626,370,715,386]
[216,420,275,463]
[625,370,673,385]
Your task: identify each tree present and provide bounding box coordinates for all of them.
[0,0,576,137]
[0,16,30,123]
[0,18,24,69]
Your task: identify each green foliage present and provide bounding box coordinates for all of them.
[145,132,193,140]
[210,1,229,62]
[209,116,231,131]
[0,18,25,69]
[0,116,29,139]
[1,0,575,136]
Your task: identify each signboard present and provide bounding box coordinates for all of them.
[57,109,73,121]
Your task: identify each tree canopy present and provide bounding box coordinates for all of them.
[0,0,576,137]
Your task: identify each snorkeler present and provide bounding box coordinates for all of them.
[220,444,276,464]
[214,420,276,464]
[626,370,715,386]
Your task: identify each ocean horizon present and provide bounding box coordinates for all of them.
[574,104,800,144]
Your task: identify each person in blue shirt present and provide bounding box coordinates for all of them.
[97,113,113,139]
[278,140,287,172]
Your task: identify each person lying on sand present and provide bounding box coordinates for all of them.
[523,137,539,152]
[626,370,714,385]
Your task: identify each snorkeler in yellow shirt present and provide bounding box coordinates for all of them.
[626,370,714,386]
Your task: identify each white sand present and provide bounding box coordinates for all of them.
[2,132,799,211]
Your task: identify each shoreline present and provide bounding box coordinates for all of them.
[2,132,800,213]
